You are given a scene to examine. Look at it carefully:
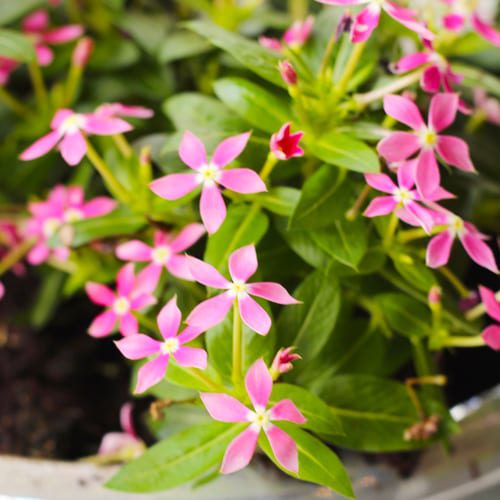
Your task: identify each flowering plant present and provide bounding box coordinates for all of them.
[0,0,499,497]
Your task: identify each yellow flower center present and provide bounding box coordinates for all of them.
[228,280,248,298]
[161,337,180,355]
[42,217,62,238]
[152,246,171,265]
[113,297,130,316]
[60,114,86,134]
[249,407,271,431]
[197,163,220,187]
[420,129,437,148]
[450,215,464,236]
[393,187,414,205]
[64,208,84,223]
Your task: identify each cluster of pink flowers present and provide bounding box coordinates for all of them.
[478,287,500,350]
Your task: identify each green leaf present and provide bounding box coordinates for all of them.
[0,0,44,26]
[166,364,221,392]
[259,424,354,499]
[0,29,35,62]
[158,31,213,63]
[452,63,500,98]
[214,77,290,133]
[106,421,245,492]
[271,384,343,437]
[319,375,423,452]
[393,256,437,293]
[306,132,380,173]
[277,269,341,360]
[186,20,284,87]
[251,187,300,216]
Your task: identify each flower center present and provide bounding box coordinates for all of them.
[160,337,180,355]
[64,208,84,223]
[196,163,220,187]
[420,129,437,148]
[113,297,130,316]
[393,187,414,205]
[449,215,464,236]
[152,245,171,265]
[60,114,86,134]
[42,217,62,238]
[248,407,271,431]
[227,280,248,299]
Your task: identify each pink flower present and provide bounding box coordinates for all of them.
[149,131,266,234]
[20,108,133,166]
[478,286,500,350]
[201,359,306,474]
[186,245,299,335]
[315,1,434,43]
[115,297,206,393]
[259,16,314,52]
[72,37,93,67]
[270,123,304,160]
[86,263,158,338]
[24,185,116,265]
[426,210,498,274]
[270,347,302,378]
[116,224,205,282]
[473,88,500,126]
[377,93,475,199]
[95,102,154,120]
[0,57,19,86]
[0,281,4,301]
[22,10,83,66]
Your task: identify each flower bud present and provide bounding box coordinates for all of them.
[335,11,353,41]
[270,123,304,161]
[278,60,297,86]
[270,347,301,380]
[428,285,441,306]
[72,37,94,68]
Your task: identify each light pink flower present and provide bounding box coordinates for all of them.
[473,88,500,126]
[426,210,498,274]
[149,131,266,234]
[186,245,299,335]
[95,102,154,120]
[116,224,205,282]
[478,286,500,350]
[270,123,304,160]
[115,296,206,393]
[377,93,475,199]
[315,1,434,43]
[22,10,83,66]
[259,16,314,52]
[0,57,19,86]
[20,108,133,166]
[24,184,116,265]
[270,347,302,377]
[201,358,306,474]
[86,263,158,338]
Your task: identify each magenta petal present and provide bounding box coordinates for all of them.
[393,52,431,73]
[116,263,135,296]
[186,256,229,289]
[83,116,133,135]
[20,130,60,161]
[239,295,272,336]
[479,286,500,323]
[35,44,54,66]
[404,202,435,234]
[200,185,226,234]
[27,243,50,265]
[482,325,500,350]
[460,232,499,274]
[177,325,204,344]
[421,66,441,94]
[245,358,272,409]
[186,292,233,331]
[350,5,380,43]
[130,292,157,311]
[200,393,250,422]
[270,400,306,424]
[264,425,299,474]
[88,310,116,337]
[384,1,435,40]
[396,162,416,190]
[415,150,440,199]
[59,130,87,166]
[364,173,397,194]
[51,109,74,129]
[116,240,152,262]
[119,313,139,336]
[166,255,194,281]
[42,24,84,44]
[83,197,116,217]
[169,223,205,253]
[443,14,465,31]
[436,136,475,172]
[248,282,298,305]
[149,173,199,200]
[157,297,182,339]
[377,132,421,163]
[229,244,258,283]
[426,231,454,268]
[114,334,161,360]
[173,346,207,369]
[85,282,115,306]
[383,94,425,130]
[135,355,169,394]
[179,130,207,170]
[212,132,251,168]
[135,265,161,295]
[220,426,259,474]
[428,93,458,132]
[364,196,398,217]
[218,168,267,194]
[471,13,500,47]
[22,10,49,32]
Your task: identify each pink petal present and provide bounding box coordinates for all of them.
[428,93,458,132]
[377,132,421,163]
[135,355,169,394]
[264,425,299,473]
[245,358,272,409]
[315,1,365,5]
[421,66,441,94]
[88,310,116,337]
[460,232,499,274]
[384,1,435,40]
[350,5,380,43]
[259,36,283,51]
[200,185,227,234]
[173,346,207,369]
[220,427,259,474]
[116,240,153,262]
[22,9,49,32]
[436,136,475,172]
[130,291,158,311]
[114,334,161,360]
[186,292,233,331]
[218,168,267,194]
[20,130,61,161]
[415,150,440,199]
[270,400,306,424]
[51,109,74,129]
[364,196,398,217]
[27,243,50,265]
[177,325,204,344]
[119,313,139,336]
[170,223,205,253]
[200,393,250,422]
[479,286,500,323]
[229,244,258,283]
[35,44,54,66]
[157,296,181,339]
[179,130,207,170]
[98,432,141,456]
[364,173,397,194]
[482,325,500,350]
[59,130,87,166]
[135,264,161,295]
[82,197,116,217]
[443,14,465,31]
[42,25,83,44]
[212,132,251,168]
[247,282,299,305]
[396,162,415,190]
[149,173,199,200]
[116,263,135,296]
[85,282,115,306]
[426,231,454,268]
[239,295,272,336]
[83,116,133,135]
[383,94,425,130]
[166,255,195,281]
[186,256,229,289]
[471,13,500,47]
[404,201,435,234]
[392,52,431,73]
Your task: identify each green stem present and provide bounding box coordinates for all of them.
[438,266,469,299]
[232,300,243,387]
[0,237,36,276]
[441,336,486,348]
[466,291,500,320]
[318,30,337,81]
[336,41,366,97]
[185,367,221,392]
[65,64,83,106]
[28,62,48,109]
[112,134,133,159]
[346,185,371,220]
[288,0,307,20]
[260,152,278,182]
[0,87,30,117]
[383,212,399,247]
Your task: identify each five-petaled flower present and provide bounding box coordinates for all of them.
[201,358,306,474]
[259,16,314,52]
[149,131,266,234]
[478,286,500,350]
[114,296,206,393]
[377,93,475,199]
[86,263,159,337]
[116,224,205,282]
[270,123,305,160]
[186,245,299,335]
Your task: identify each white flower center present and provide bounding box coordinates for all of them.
[227,280,248,299]
[393,187,414,205]
[60,114,86,134]
[160,337,180,355]
[419,128,438,148]
[113,297,130,316]
[42,217,62,238]
[196,163,220,187]
[248,407,271,431]
[64,208,84,223]
[151,245,171,265]
[449,215,464,237]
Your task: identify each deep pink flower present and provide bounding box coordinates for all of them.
[86,263,159,338]
[259,16,314,52]
[116,224,205,282]
[270,123,304,160]
[24,185,116,265]
[377,93,475,199]
[0,281,4,301]
[186,245,299,335]
[315,1,434,43]
[149,131,266,234]
[22,10,83,66]
[270,347,302,377]
[201,358,306,474]
[95,102,154,120]
[115,296,206,393]
[20,108,133,166]
[0,57,19,86]
[426,210,498,274]
[478,286,500,350]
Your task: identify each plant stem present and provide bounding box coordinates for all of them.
[260,152,279,183]
[346,185,371,220]
[0,87,30,117]
[438,266,469,299]
[398,224,448,243]
[466,292,500,321]
[185,367,221,391]
[112,134,133,159]
[28,62,48,109]
[441,336,485,348]
[383,212,399,247]
[318,30,337,81]
[336,41,366,97]
[232,300,243,387]
[65,64,83,106]
[0,237,36,276]
[288,0,307,20]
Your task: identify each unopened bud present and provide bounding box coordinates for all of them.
[428,285,442,306]
[278,60,297,86]
[404,415,441,441]
[72,37,94,68]
[270,347,301,380]
[335,11,353,41]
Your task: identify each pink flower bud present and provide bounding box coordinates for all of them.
[278,60,297,86]
[336,11,353,41]
[271,347,301,378]
[72,37,94,68]
[428,285,442,305]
